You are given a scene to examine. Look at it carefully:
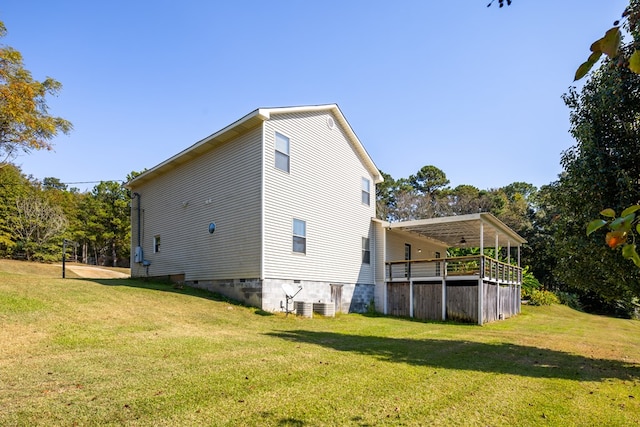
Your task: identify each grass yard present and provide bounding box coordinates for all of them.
[1,259,640,426]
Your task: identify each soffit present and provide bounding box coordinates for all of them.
[388,213,527,248]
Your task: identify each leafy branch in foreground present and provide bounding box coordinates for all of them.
[486,0,512,7]
[587,206,640,267]
[487,0,640,80]
[574,4,640,80]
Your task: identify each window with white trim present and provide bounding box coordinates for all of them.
[361,177,371,206]
[275,132,290,172]
[362,237,370,264]
[153,235,161,253]
[293,219,306,254]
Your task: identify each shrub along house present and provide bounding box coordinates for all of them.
[126,104,526,324]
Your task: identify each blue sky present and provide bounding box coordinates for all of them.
[1,1,629,191]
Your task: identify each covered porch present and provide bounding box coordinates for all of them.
[379,213,527,325]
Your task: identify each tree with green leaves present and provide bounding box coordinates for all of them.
[376,171,413,221]
[521,184,559,290]
[582,1,640,272]
[13,190,67,261]
[0,165,140,265]
[408,165,449,198]
[0,163,30,255]
[491,183,536,235]
[0,20,72,162]
[553,52,640,307]
[83,181,131,267]
[376,171,397,222]
[40,176,87,261]
[442,185,493,216]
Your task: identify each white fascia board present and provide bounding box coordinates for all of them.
[372,217,390,227]
[479,213,527,245]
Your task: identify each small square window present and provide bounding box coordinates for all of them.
[361,177,371,206]
[153,235,161,253]
[362,237,370,264]
[293,219,306,254]
[275,132,290,173]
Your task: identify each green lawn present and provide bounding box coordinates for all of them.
[1,259,639,426]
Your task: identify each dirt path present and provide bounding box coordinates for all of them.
[64,265,130,279]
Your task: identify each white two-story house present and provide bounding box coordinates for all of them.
[127,105,382,313]
[127,104,526,324]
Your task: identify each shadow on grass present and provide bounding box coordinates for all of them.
[76,277,274,316]
[267,329,640,381]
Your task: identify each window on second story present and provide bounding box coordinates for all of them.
[153,235,161,253]
[362,237,370,264]
[361,177,371,206]
[293,219,306,254]
[275,132,290,173]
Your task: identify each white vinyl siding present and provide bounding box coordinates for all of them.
[372,220,386,283]
[263,111,376,284]
[130,126,263,281]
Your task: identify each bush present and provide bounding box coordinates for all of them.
[578,292,640,318]
[611,298,640,319]
[528,289,559,306]
[521,266,542,298]
[556,291,583,311]
[365,299,378,316]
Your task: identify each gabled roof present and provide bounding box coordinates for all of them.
[126,104,382,188]
[388,213,527,248]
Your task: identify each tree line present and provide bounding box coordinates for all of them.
[0,164,137,266]
[376,165,533,229]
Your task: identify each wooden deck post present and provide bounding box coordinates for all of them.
[441,275,446,321]
[478,222,484,325]
[409,279,414,318]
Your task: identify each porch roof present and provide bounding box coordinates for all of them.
[388,213,526,248]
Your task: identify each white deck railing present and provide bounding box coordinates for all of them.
[386,255,522,284]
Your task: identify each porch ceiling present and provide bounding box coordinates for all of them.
[388,213,526,248]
